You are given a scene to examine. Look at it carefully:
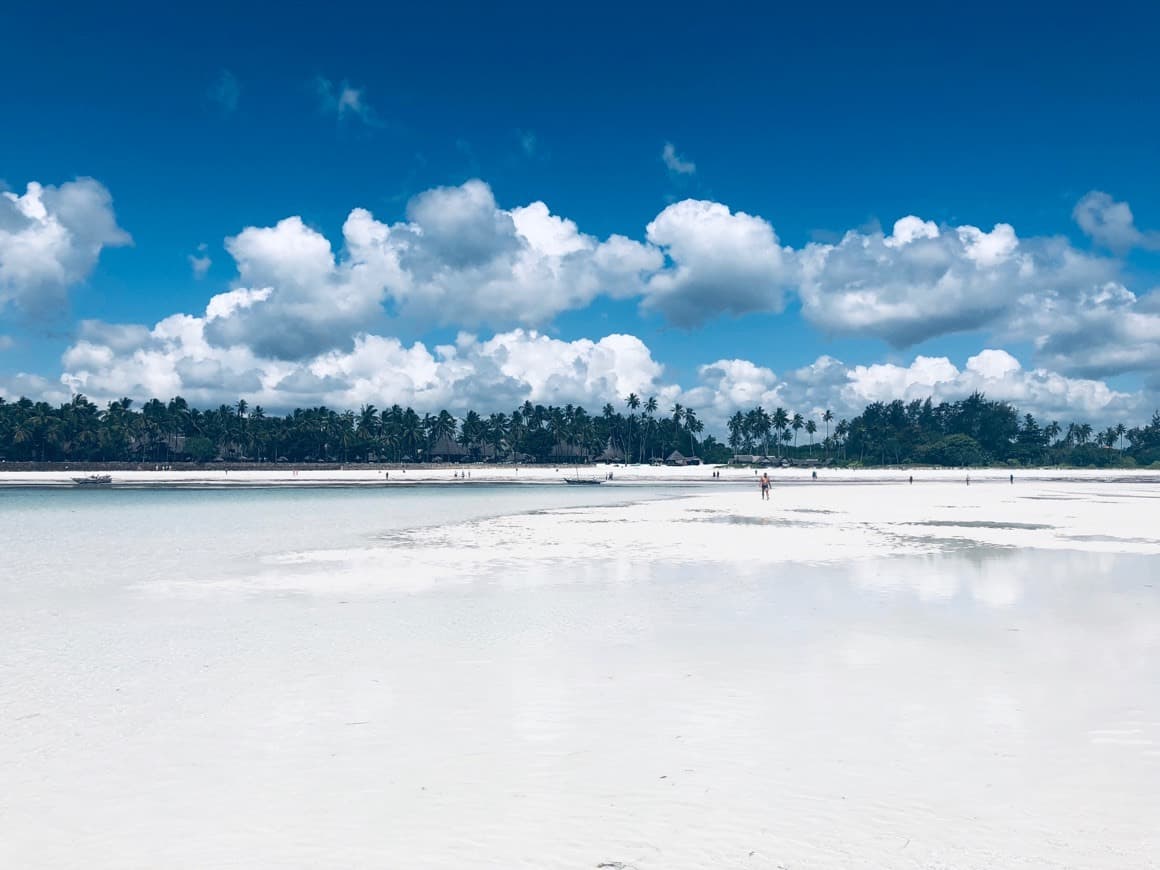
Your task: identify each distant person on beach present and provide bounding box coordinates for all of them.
[909,475,913,484]
[1010,473,1014,484]
[760,472,771,500]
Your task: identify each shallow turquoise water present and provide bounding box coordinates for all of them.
[0,484,683,596]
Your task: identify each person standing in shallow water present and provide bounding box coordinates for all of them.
[760,472,771,500]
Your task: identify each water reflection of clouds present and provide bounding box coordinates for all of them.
[839,549,1118,609]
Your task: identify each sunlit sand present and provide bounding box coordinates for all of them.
[1,478,1157,868]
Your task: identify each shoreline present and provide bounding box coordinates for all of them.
[3,465,1159,489]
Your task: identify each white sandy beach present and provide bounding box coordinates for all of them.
[243,476,1160,596]
[1,476,1158,868]
[1,463,1158,488]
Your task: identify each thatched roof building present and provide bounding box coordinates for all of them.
[551,442,589,463]
[428,435,468,461]
[597,439,625,462]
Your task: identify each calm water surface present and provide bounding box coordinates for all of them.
[0,484,685,596]
[1,487,1157,868]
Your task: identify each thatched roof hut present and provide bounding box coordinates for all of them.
[428,435,468,461]
[597,440,625,462]
[551,441,589,463]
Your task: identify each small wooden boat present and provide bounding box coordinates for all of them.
[72,474,113,486]
[563,476,603,485]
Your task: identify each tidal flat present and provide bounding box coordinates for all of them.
[1,479,1157,868]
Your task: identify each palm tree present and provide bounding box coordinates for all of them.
[400,408,424,460]
[1116,422,1127,451]
[684,408,701,455]
[772,407,788,457]
[726,411,745,452]
[357,404,380,458]
[460,410,484,452]
[1045,420,1061,447]
[432,410,457,446]
[642,396,658,460]
[806,419,817,455]
[744,408,760,456]
[624,393,641,462]
[791,412,804,451]
[835,419,850,461]
[749,406,771,457]
[249,405,268,460]
[487,412,510,460]
[822,409,834,455]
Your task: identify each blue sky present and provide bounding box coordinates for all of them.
[2,0,1159,427]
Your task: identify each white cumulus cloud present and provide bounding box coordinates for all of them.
[643,199,793,326]
[797,216,1117,346]
[202,180,662,359]
[57,284,673,415]
[841,348,1135,423]
[0,371,71,405]
[0,178,130,315]
[1073,190,1160,253]
[1008,282,1160,379]
[18,288,1147,433]
[674,349,1141,431]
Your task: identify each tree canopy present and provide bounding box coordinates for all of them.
[0,392,1156,468]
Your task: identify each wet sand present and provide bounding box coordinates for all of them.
[1,479,1157,868]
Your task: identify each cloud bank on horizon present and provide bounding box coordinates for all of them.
[1,175,1158,429]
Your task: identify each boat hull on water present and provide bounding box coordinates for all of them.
[563,478,603,485]
[72,475,113,486]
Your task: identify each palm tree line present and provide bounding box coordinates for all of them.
[0,393,722,465]
[838,395,1158,468]
[1,391,1157,467]
[725,407,832,458]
